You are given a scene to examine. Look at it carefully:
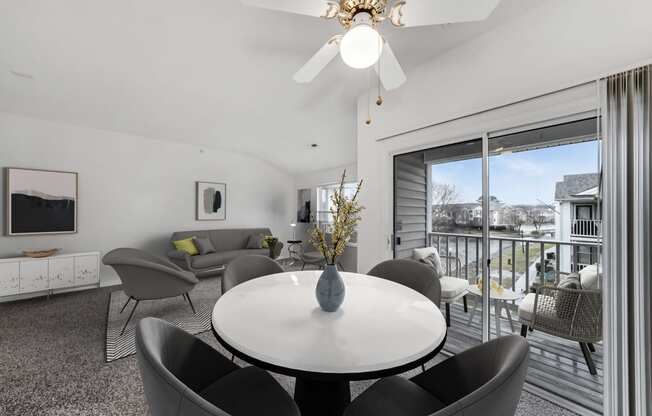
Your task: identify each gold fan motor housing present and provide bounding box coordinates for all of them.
[338,0,387,27]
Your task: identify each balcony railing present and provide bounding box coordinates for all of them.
[429,232,602,294]
[571,219,602,238]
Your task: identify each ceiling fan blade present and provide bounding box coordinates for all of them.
[240,0,336,18]
[374,41,406,91]
[389,0,502,27]
[293,36,342,83]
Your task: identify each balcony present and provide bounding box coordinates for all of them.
[429,231,603,414]
[571,219,602,238]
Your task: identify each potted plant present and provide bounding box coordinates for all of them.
[263,236,279,259]
[310,170,363,312]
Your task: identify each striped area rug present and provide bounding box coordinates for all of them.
[105,276,221,363]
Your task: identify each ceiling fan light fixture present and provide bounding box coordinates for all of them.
[339,13,382,69]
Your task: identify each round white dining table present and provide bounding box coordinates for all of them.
[211,270,447,416]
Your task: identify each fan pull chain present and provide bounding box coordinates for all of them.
[365,67,372,125]
[376,36,383,106]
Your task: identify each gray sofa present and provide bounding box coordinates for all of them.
[167,228,283,277]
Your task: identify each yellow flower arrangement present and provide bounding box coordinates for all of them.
[476,277,505,295]
[309,170,364,265]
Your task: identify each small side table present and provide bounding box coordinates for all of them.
[466,285,523,336]
[286,240,303,266]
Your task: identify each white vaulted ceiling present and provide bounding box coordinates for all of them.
[0,0,539,173]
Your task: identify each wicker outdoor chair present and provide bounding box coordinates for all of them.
[519,284,602,375]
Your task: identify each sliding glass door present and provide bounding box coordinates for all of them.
[392,116,603,414]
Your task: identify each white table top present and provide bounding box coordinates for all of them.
[212,271,447,376]
[466,284,523,301]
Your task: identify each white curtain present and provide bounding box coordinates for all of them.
[602,65,652,416]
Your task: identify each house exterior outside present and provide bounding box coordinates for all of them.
[433,196,511,229]
[554,173,601,272]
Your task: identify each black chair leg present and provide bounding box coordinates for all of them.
[520,324,528,338]
[463,295,468,313]
[588,343,596,352]
[301,263,306,271]
[421,364,426,373]
[185,293,196,314]
[120,300,140,335]
[445,303,451,327]
[119,296,132,314]
[580,342,597,375]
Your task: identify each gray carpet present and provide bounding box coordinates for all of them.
[0,275,579,416]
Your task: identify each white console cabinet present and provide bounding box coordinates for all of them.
[0,252,100,301]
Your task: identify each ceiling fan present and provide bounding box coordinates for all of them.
[240,0,502,91]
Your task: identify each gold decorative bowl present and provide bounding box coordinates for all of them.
[23,249,60,258]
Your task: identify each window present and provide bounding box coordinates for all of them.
[575,204,593,220]
[574,245,597,270]
[316,182,358,224]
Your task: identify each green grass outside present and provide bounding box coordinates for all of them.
[489,241,556,288]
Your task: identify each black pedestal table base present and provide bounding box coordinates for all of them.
[294,378,351,416]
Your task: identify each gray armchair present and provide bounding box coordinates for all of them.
[135,317,300,416]
[344,335,529,416]
[103,248,199,335]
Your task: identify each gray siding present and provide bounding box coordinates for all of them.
[394,154,427,259]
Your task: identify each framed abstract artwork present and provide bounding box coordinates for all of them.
[5,167,78,236]
[196,181,226,221]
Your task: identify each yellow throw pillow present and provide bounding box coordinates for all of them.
[173,237,199,256]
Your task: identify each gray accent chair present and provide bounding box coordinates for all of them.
[168,228,283,277]
[222,255,284,294]
[135,317,300,416]
[344,335,529,416]
[103,248,199,335]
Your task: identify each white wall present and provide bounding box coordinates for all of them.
[356,0,652,272]
[295,163,358,191]
[0,112,295,285]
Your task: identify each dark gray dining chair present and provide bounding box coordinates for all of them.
[135,317,300,416]
[222,254,284,294]
[103,248,199,335]
[368,259,443,371]
[344,335,529,416]
[368,259,442,306]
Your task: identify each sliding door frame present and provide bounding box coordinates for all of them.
[481,133,491,342]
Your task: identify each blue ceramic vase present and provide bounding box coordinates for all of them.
[315,264,346,312]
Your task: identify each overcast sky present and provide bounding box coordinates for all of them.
[431,140,600,205]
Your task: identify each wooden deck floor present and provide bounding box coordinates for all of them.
[444,302,603,414]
